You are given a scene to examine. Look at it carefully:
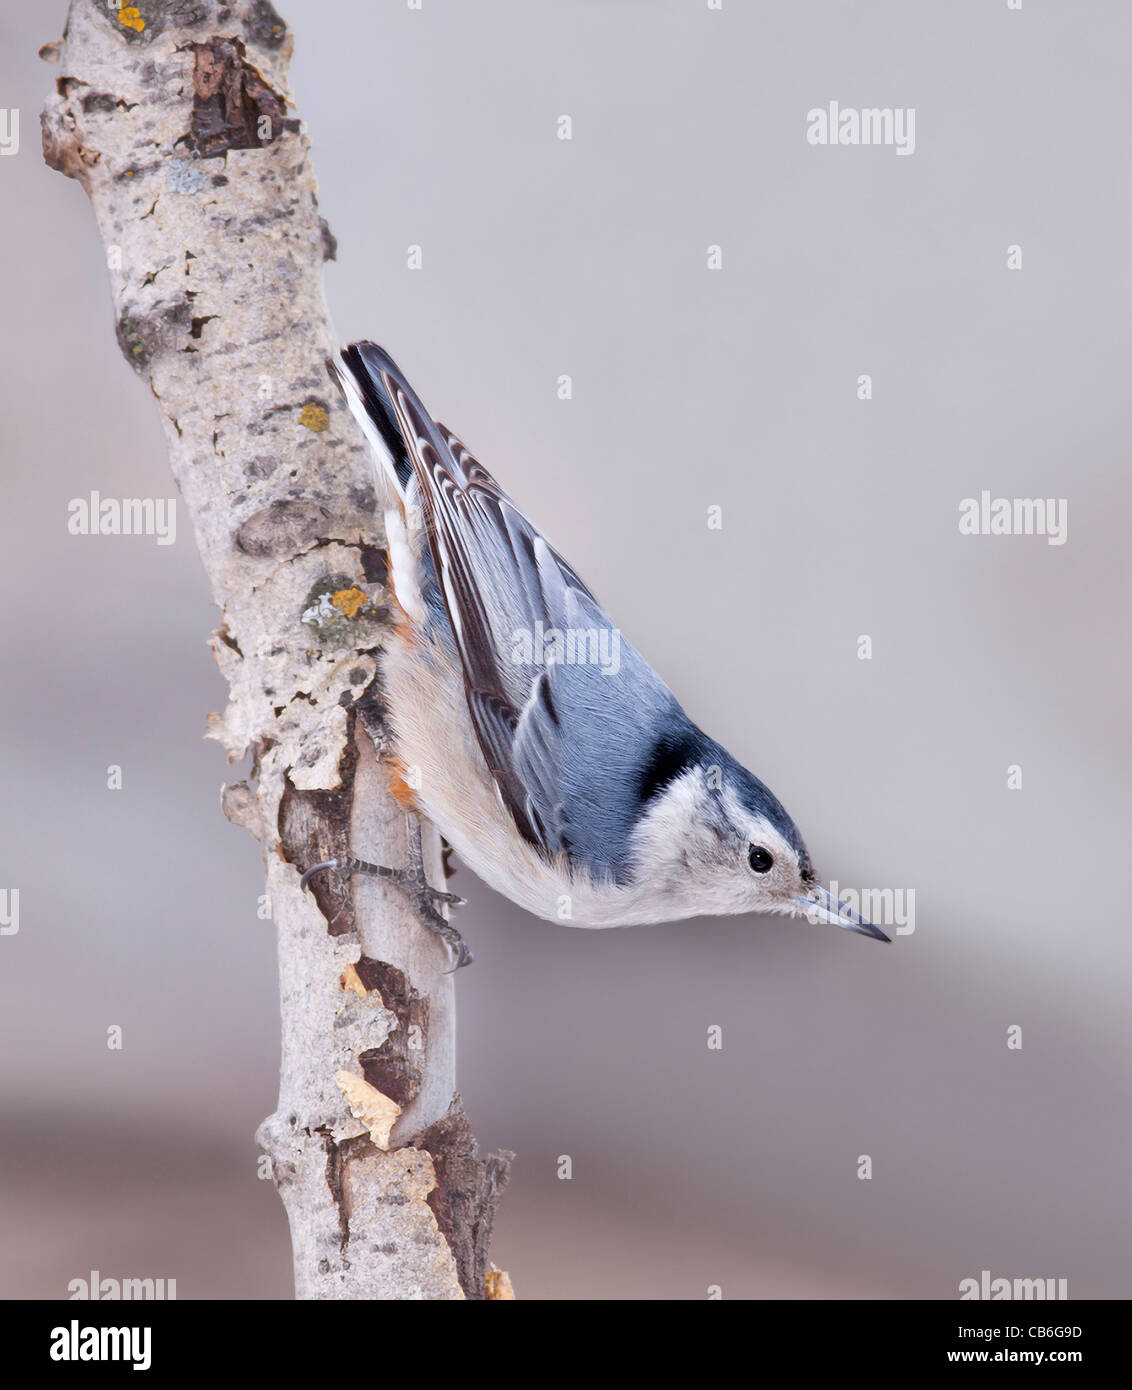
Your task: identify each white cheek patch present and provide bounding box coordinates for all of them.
[628,771,709,879]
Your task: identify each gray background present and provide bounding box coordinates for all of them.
[2,0,1129,1299]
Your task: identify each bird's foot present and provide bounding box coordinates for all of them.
[300,819,473,970]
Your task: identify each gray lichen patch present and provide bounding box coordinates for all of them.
[205,540,381,785]
[165,157,205,193]
[301,573,388,650]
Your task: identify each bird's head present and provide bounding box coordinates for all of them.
[627,734,889,941]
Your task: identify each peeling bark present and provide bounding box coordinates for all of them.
[41,0,510,1300]
[416,1102,514,1301]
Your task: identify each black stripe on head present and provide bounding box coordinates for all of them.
[636,723,703,805]
[730,762,813,879]
[337,343,414,489]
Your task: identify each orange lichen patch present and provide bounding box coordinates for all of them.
[486,1265,516,1300]
[298,402,329,431]
[386,757,419,810]
[339,963,368,998]
[331,586,367,618]
[117,8,145,32]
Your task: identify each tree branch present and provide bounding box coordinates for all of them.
[41,0,511,1301]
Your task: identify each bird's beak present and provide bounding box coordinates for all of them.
[794,885,891,942]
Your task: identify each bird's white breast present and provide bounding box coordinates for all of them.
[382,625,663,928]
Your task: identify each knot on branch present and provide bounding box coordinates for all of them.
[187,35,289,157]
[115,296,193,372]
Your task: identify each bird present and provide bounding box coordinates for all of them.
[302,341,890,967]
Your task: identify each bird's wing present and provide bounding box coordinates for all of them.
[345,344,677,872]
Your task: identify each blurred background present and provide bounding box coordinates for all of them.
[2,0,1130,1299]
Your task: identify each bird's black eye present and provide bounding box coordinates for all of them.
[748,845,774,873]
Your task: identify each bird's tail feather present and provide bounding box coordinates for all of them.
[330,341,431,504]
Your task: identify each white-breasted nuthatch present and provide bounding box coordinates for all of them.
[304,342,890,966]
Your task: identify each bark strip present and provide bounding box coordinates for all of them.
[41,0,510,1300]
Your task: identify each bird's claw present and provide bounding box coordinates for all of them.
[443,939,475,973]
[299,859,339,893]
[427,887,467,908]
[298,821,474,969]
